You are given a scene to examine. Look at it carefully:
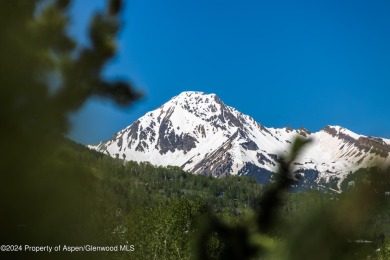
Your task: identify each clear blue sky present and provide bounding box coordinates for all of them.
[67,0,390,144]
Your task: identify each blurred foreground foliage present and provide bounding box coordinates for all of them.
[1,0,390,260]
[0,0,140,258]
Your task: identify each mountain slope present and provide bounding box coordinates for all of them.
[89,91,390,190]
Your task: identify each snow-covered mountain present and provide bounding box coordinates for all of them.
[89,91,390,191]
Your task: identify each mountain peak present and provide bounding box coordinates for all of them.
[322,125,361,140]
[159,91,231,124]
[176,91,206,97]
[172,91,219,104]
[90,91,390,192]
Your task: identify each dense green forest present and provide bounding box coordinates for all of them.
[60,139,390,259]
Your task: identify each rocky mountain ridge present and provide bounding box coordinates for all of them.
[89,91,390,191]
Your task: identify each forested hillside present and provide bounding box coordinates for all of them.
[62,138,390,259]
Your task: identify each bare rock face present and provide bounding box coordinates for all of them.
[322,125,390,158]
[156,116,198,154]
[89,91,390,192]
[355,136,390,158]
